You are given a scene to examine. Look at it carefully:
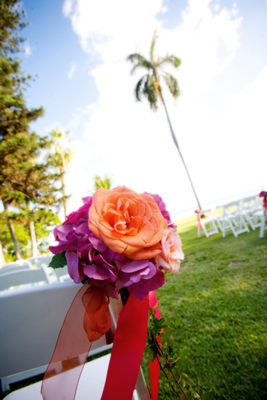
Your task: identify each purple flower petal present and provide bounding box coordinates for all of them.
[114,253,125,261]
[84,264,110,280]
[66,251,85,283]
[92,254,118,279]
[128,269,165,300]
[88,233,107,252]
[121,260,150,273]
[49,234,80,254]
[63,201,90,226]
[119,260,163,300]
[76,222,90,235]
[82,196,92,205]
[77,243,93,259]
[54,225,73,241]
[101,247,115,263]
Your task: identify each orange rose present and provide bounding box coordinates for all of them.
[88,187,168,260]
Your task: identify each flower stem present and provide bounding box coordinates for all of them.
[153,334,190,400]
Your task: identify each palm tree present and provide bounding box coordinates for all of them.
[93,175,112,191]
[47,129,74,219]
[127,31,202,210]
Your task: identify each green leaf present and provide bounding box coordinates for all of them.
[49,252,67,269]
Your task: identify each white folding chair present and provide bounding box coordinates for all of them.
[0,260,32,273]
[26,254,57,283]
[26,254,53,269]
[0,282,149,400]
[240,196,263,230]
[0,267,50,292]
[197,209,219,238]
[216,201,250,237]
[0,263,31,276]
[54,265,72,282]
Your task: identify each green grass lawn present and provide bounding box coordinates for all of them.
[142,215,267,399]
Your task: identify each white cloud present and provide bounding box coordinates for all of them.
[24,44,32,56]
[67,62,77,79]
[62,0,266,217]
[62,0,75,16]
[63,0,164,60]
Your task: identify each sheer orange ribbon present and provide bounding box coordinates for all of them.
[41,285,111,400]
[41,285,149,400]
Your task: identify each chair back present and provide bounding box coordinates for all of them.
[0,264,31,276]
[0,267,50,291]
[54,265,71,282]
[241,195,258,210]
[0,282,119,381]
[222,201,241,215]
[26,254,53,268]
[0,260,32,273]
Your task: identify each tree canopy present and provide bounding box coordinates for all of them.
[0,0,63,263]
[127,31,181,110]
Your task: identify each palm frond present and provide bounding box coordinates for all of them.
[162,73,180,99]
[150,30,158,61]
[130,60,151,75]
[143,75,158,110]
[127,53,148,65]
[135,75,147,101]
[157,55,181,69]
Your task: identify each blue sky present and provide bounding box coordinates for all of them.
[21,0,267,219]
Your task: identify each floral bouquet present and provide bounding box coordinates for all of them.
[42,186,184,400]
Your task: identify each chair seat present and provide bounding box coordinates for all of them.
[4,354,139,400]
[4,354,111,400]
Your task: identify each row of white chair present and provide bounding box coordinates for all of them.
[198,195,266,238]
[0,255,71,292]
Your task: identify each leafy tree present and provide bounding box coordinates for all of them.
[46,129,74,219]
[0,0,27,55]
[0,210,30,262]
[93,175,112,191]
[127,31,202,210]
[18,156,61,257]
[0,0,60,260]
[29,208,60,255]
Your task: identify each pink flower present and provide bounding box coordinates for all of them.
[155,228,184,274]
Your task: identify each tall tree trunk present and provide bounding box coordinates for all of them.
[159,92,202,211]
[61,174,67,219]
[27,201,38,257]
[3,201,22,260]
[0,238,6,267]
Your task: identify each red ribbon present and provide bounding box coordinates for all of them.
[263,198,267,212]
[101,294,149,400]
[41,286,149,400]
[148,291,161,400]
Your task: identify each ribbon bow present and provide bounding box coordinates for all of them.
[195,209,202,230]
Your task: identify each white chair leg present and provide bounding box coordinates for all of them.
[260,214,266,238]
